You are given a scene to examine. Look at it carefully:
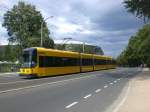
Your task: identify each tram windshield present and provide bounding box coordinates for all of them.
[21,49,37,68]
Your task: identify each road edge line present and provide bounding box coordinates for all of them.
[104,79,131,112]
[112,83,131,112]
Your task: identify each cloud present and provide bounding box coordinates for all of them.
[0,0,143,57]
[0,22,9,45]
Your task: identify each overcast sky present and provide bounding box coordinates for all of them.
[0,0,143,57]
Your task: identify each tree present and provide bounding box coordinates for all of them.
[0,54,3,61]
[0,45,7,61]
[124,0,150,23]
[4,45,15,61]
[2,1,54,49]
[117,24,150,67]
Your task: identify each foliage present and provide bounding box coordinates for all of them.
[117,24,150,67]
[124,0,150,23]
[4,45,15,61]
[2,1,54,50]
[0,63,20,72]
[0,45,17,61]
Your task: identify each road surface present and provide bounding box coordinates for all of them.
[0,68,141,112]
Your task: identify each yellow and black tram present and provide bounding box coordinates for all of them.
[19,47,116,77]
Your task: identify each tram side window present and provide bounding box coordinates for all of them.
[106,60,112,64]
[45,56,55,67]
[39,56,44,67]
[39,56,57,67]
[60,57,79,66]
[94,59,106,65]
[54,57,79,66]
[82,59,93,66]
[39,56,53,67]
[39,56,79,67]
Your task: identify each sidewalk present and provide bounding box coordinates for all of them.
[0,72,18,74]
[0,72,18,77]
[118,70,150,112]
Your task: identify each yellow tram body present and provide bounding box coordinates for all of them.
[19,47,116,77]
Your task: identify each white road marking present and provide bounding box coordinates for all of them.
[84,94,92,99]
[66,102,78,108]
[0,79,40,85]
[104,85,108,88]
[110,82,113,85]
[95,89,101,93]
[113,85,131,112]
[0,75,96,94]
[117,79,121,81]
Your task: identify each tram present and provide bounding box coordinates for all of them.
[19,47,116,77]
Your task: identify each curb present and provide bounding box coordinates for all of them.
[104,81,131,112]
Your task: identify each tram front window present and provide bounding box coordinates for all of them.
[22,49,37,68]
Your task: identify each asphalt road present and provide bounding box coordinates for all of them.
[0,68,142,112]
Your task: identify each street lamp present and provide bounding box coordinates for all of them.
[63,37,72,44]
[62,37,72,50]
[40,16,53,47]
[82,42,85,53]
[63,38,85,53]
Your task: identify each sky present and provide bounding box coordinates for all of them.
[0,0,143,57]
